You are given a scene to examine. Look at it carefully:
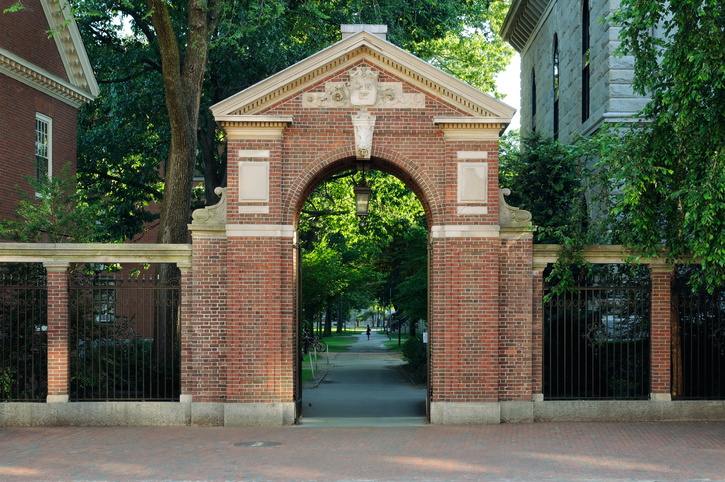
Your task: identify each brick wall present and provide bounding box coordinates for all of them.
[650,268,672,396]
[46,266,69,398]
[430,238,501,402]
[0,0,69,81]
[225,237,294,403]
[498,237,534,401]
[189,236,227,402]
[0,75,78,220]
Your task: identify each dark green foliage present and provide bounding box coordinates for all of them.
[400,334,427,384]
[75,0,513,242]
[499,131,586,245]
[299,171,428,334]
[608,0,725,291]
[0,165,100,243]
[0,264,47,401]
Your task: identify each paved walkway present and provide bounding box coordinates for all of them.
[302,329,426,425]
[1,422,724,481]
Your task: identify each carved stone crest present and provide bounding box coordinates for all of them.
[499,188,533,228]
[303,67,425,109]
[349,66,378,106]
[351,111,377,159]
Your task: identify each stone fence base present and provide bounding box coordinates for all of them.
[0,400,723,427]
[0,402,295,427]
[429,400,725,424]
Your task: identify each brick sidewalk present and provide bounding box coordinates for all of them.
[0,422,723,481]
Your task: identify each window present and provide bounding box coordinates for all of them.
[35,114,52,182]
[582,0,591,122]
[553,34,560,140]
[531,68,537,132]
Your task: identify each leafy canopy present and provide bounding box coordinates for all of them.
[609,0,725,289]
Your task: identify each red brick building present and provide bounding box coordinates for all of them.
[0,0,97,218]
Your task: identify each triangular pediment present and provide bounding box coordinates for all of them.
[0,0,98,107]
[210,31,515,123]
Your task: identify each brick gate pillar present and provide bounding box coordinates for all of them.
[650,265,673,401]
[188,188,229,425]
[498,227,535,423]
[44,262,70,403]
[178,262,193,405]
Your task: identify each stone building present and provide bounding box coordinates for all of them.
[500,0,648,141]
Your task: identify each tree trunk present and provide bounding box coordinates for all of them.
[147,0,220,361]
[324,302,332,337]
[336,299,343,334]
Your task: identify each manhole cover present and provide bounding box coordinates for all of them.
[234,441,282,447]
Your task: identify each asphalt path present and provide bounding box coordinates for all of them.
[301,329,427,426]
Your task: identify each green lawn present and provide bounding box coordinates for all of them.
[383,339,405,353]
[320,335,357,352]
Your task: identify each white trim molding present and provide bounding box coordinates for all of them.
[0,48,94,107]
[456,151,489,159]
[226,224,295,238]
[431,225,500,238]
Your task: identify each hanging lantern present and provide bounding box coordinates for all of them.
[354,185,372,218]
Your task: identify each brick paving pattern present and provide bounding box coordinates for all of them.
[0,422,723,481]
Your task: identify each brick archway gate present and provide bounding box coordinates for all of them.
[187,26,536,426]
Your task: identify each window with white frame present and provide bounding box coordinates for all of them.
[35,113,52,182]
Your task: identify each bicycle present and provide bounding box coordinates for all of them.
[302,331,327,354]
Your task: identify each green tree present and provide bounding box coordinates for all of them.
[75,0,515,243]
[299,170,428,332]
[610,0,725,289]
[0,165,98,243]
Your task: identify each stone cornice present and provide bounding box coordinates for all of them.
[217,116,293,140]
[0,48,94,107]
[434,117,510,140]
[500,0,552,53]
[0,243,192,268]
[533,244,670,268]
[210,32,515,121]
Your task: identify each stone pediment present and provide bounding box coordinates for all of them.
[210,31,515,123]
[0,0,98,107]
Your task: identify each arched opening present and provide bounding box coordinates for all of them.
[291,156,434,425]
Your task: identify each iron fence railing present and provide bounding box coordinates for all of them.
[672,266,725,399]
[543,265,650,400]
[0,264,47,402]
[69,268,180,401]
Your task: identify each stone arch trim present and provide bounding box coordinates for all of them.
[282,144,442,227]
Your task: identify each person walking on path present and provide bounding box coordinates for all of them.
[366,325,371,340]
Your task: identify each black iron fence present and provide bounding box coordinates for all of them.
[0,264,47,401]
[69,268,180,401]
[672,265,725,399]
[543,265,651,399]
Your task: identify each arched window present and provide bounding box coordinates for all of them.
[553,34,559,140]
[582,0,590,122]
[531,68,537,132]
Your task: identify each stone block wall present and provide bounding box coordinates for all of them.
[519,0,649,142]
